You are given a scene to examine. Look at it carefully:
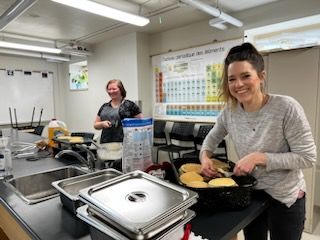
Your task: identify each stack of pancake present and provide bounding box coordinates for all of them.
[178,159,237,188]
[57,136,84,143]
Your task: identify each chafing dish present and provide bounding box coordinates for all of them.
[78,170,198,239]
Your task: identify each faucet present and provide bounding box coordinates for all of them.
[55,145,95,170]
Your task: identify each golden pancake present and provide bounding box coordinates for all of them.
[179,172,203,185]
[211,158,230,170]
[180,163,202,173]
[208,177,237,188]
[57,136,71,140]
[68,136,84,143]
[186,181,208,188]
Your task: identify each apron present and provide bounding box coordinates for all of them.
[97,142,123,161]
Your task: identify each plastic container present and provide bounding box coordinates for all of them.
[48,119,69,148]
[4,148,12,176]
[0,137,9,148]
[0,148,12,178]
[0,152,5,171]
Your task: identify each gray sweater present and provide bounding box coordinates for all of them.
[201,94,317,207]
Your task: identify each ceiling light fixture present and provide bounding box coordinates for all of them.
[0,48,70,62]
[209,18,228,30]
[0,0,38,31]
[51,0,150,27]
[0,40,61,54]
[181,0,243,28]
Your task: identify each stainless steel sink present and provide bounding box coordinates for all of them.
[6,166,88,204]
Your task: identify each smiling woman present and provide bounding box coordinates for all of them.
[93,79,143,171]
[200,42,316,240]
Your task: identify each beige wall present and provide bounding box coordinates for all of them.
[266,48,320,232]
[136,33,152,118]
[60,32,141,135]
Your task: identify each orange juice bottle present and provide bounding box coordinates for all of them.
[47,119,69,148]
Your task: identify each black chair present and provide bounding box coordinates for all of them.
[183,124,228,160]
[183,124,213,159]
[153,120,167,146]
[156,122,195,163]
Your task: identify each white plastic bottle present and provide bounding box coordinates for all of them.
[0,148,12,178]
[47,119,68,147]
[0,151,5,171]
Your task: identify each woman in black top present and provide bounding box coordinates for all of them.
[94,79,143,169]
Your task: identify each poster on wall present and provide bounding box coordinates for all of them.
[152,38,242,121]
[69,61,88,90]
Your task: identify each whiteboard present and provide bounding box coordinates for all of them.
[0,69,54,125]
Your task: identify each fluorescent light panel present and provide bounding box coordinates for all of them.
[42,54,70,61]
[51,0,150,26]
[209,18,228,30]
[0,40,61,54]
[0,48,69,61]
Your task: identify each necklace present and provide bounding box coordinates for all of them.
[244,95,269,132]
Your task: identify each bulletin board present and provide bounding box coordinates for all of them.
[152,39,242,122]
[0,69,54,125]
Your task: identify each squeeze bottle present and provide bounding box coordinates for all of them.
[47,119,69,148]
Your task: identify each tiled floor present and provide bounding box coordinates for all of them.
[238,221,320,240]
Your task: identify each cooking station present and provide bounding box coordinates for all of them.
[0,129,268,240]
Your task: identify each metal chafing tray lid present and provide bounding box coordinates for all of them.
[79,170,198,235]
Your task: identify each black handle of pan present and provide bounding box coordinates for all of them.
[167,158,184,186]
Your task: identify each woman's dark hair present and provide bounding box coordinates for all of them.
[106,79,127,98]
[220,42,265,107]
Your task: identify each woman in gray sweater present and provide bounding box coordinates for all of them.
[200,42,316,240]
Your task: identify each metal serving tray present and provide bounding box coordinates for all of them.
[79,170,198,238]
[77,205,196,240]
[52,168,122,214]
[87,206,188,240]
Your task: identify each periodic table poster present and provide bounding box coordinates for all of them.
[152,39,242,122]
